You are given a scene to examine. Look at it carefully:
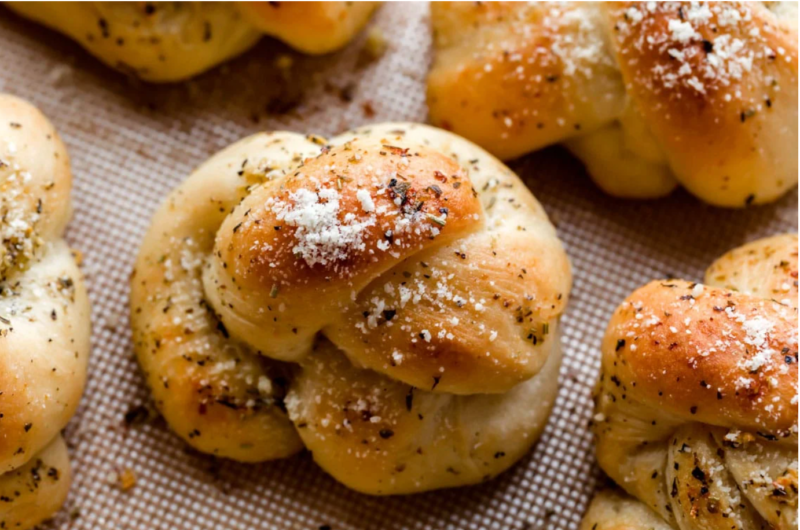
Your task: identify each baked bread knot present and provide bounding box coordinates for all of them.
[5,1,380,82]
[588,234,798,529]
[0,95,90,529]
[131,123,571,494]
[428,2,798,206]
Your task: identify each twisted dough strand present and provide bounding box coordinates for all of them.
[131,133,314,462]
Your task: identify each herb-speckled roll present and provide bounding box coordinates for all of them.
[0,94,90,530]
[428,2,798,206]
[130,123,572,494]
[585,234,798,530]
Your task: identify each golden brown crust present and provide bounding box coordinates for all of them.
[215,139,483,292]
[603,279,796,433]
[608,2,799,206]
[428,2,799,206]
[428,2,625,160]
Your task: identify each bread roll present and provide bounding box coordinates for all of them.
[0,94,90,529]
[428,2,798,206]
[586,234,798,529]
[131,122,572,493]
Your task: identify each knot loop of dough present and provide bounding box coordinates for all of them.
[590,234,798,530]
[0,94,90,530]
[131,123,571,493]
[428,2,798,206]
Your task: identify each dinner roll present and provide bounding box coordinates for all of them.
[131,122,571,493]
[586,234,798,529]
[428,2,798,206]
[0,94,90,529]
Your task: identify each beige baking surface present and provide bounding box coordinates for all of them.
[0,3,796,530]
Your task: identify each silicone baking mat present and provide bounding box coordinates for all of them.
[0,3,796,530]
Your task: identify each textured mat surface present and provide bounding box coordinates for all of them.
[0,3,796,530]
